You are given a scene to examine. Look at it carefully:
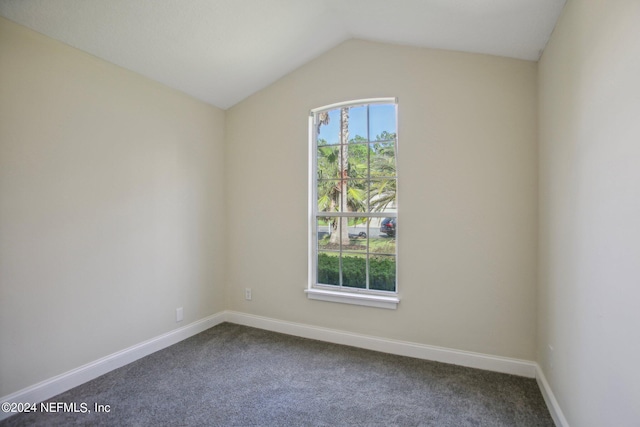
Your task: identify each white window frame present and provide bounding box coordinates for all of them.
[306,98,399,309]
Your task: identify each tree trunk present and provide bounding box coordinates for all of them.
[330,107,350,245]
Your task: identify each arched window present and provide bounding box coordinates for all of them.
[307,98,399,309]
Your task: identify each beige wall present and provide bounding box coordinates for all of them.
[1,13,542,402]
[5,3,640,422]
[0,17,227,396]
[538,0,640,425]
[226,40,538,359]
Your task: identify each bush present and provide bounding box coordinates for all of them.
[317,253,395,291]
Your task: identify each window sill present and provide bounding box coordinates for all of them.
[305,288,399,310]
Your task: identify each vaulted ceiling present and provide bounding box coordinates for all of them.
[0,0,566,109]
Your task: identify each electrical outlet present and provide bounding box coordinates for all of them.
[176,307,183,322]
[245,288,252,301]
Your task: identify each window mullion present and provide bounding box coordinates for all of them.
[338,217,343,287]
[366,220,370,291]
[365,105,371,290]
[318,212,395,218]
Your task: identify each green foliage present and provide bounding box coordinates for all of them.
[316,107,397,245]
[317,133,397,214]
[317,253,396,292]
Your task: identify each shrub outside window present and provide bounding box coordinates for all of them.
[307,98,398,309]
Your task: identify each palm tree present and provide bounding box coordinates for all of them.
[317,144,366,216]
[334,107,351,244]
[369,132,397,212]
[316,110,396,244]
[317,108,358,245]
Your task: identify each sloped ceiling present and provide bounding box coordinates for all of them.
[0,0,566,109]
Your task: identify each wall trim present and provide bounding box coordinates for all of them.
[305,288,399,309]
[2,311,565,425]
[225,311,537,378]
[0,312,226,421]
[536,364,570,427]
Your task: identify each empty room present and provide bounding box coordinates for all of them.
[1,0,638,426]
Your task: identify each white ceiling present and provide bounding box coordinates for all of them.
[0,0,566,109]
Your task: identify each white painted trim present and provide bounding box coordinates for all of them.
[0,312,226,421]
[225,311,536,378]
[535,364,570,427]
[2,310,563,425]
[305,288,399,309]
[310,97,397,114]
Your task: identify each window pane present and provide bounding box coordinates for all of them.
[345,179,368,213]
[317,252,339,286]
[348,105,368,142]
[317,217,335,251]
[368,178,397,213]
[369,255,396,291]
[371,218,396,255]
[341,254,366,289]
[316,109,340,145]
[370,142,396,178]
[369,104,396,141]
[347,144,369,179]
[317,180,340,213]
[343,217,368,252]
[343,217,367,288]
[317,145,341,179]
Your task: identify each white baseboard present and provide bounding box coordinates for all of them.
[2,310,564,425]
[536,364,570,427]
[225,311,538,378]
[0,312,226,421]
[227,312,573,425]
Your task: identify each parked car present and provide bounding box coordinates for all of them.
[380,217,396,237]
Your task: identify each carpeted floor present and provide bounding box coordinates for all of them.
[2,323,554,426]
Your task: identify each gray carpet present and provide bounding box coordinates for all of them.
[2,323,554,426]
